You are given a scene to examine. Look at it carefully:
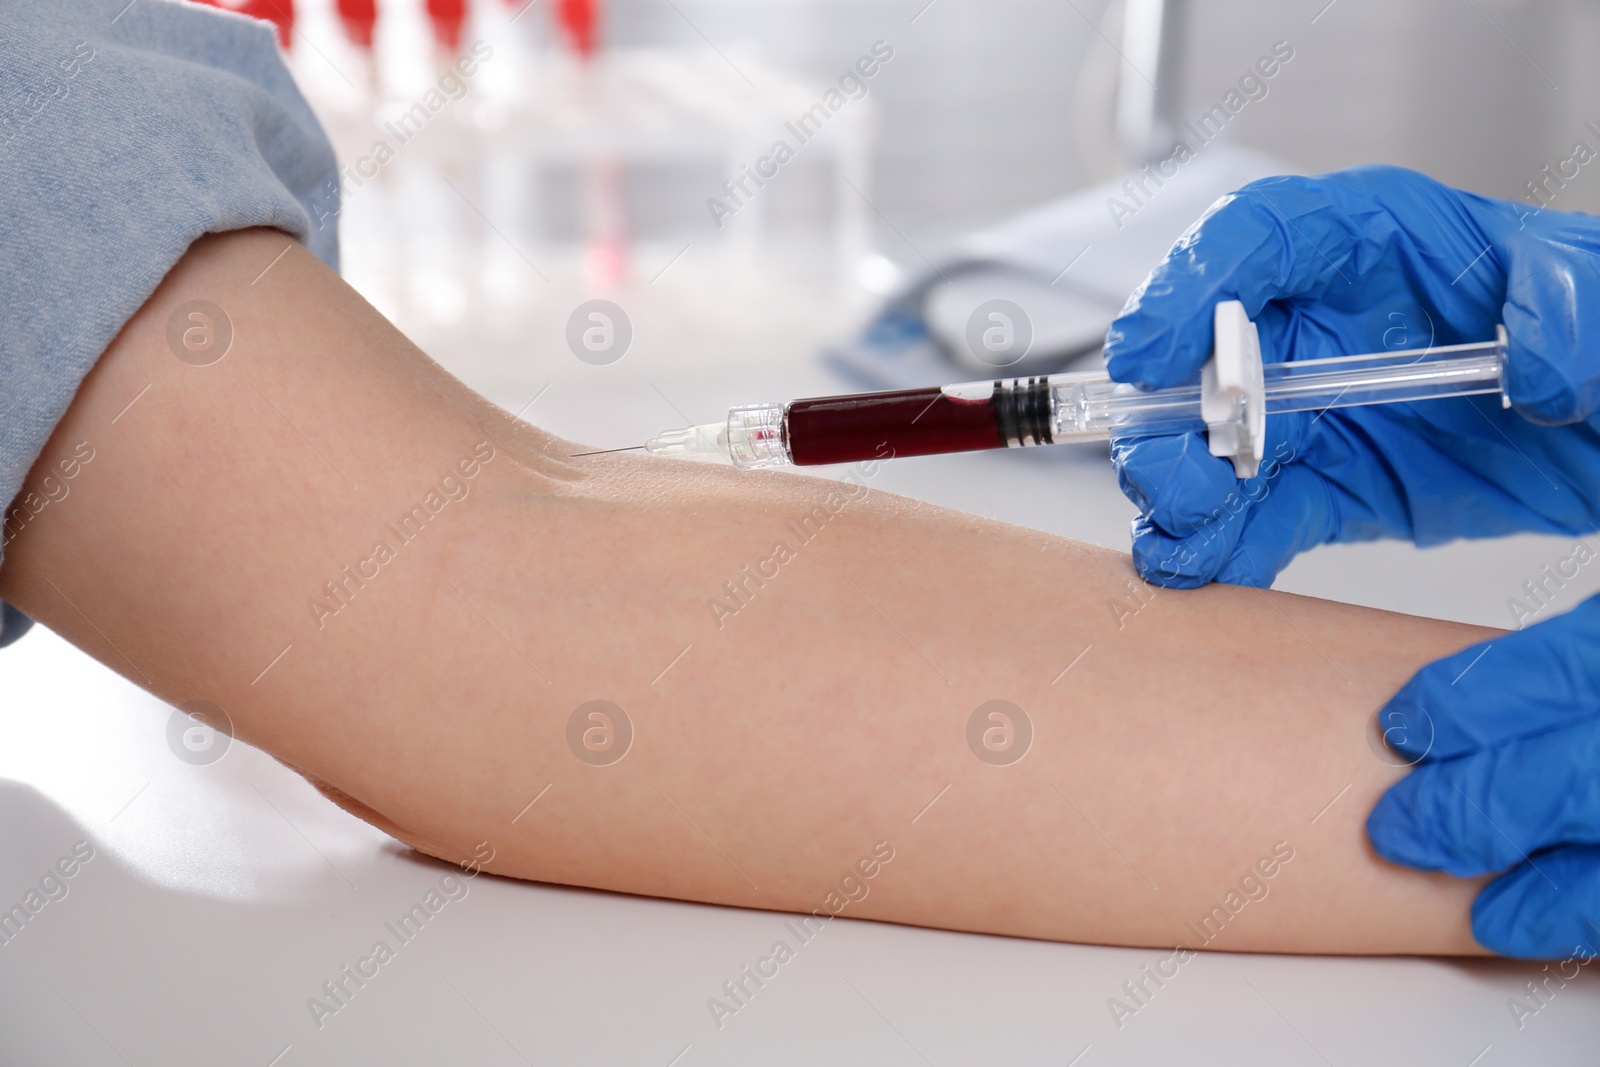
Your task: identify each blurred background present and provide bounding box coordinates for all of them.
[257,0,1600,304]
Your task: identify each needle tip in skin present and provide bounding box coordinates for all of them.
[570,445,647,458]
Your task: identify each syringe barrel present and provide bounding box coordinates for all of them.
[1048,335,1508,441]
[1256,337,1506,413]
[1049,377,1208,440]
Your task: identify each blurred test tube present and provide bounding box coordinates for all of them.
[556,0,631,290]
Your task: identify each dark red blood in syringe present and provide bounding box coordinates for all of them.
[786,387,1001,466]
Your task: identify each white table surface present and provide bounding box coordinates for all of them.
[4,255,1597,1063]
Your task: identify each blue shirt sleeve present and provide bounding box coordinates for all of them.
[0,0,339,648]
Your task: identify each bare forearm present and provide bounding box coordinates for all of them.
[0,230,1489,954]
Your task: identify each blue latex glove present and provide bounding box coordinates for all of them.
[1367,596,1600,958]
[1103,164,1600,589]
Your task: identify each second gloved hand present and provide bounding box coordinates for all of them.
[1367,594,1600,959]
[1104,165,1600,588]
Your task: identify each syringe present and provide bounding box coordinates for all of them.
[642,302,1510,478]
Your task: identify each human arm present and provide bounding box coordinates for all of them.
[0,228,1492,955]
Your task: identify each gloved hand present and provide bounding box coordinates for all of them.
[1367,595,1600,958]
[1103,164,1600,588]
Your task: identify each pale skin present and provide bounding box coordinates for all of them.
[0,229,1492,955]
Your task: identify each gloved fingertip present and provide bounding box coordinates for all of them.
[1471,877,1545,958]
[1129,519,1215,589]
[1472,853,1600,960]
[1365,786,1445,872]
[1109,439,1156,514]
[1506,354,1583,426]
[1379,635,1525,760]
[1104,294,1212,391]
[1113,433,1241,534]
[1510,393,1583,428]
[1104,336,1193,392]
[1502,241,1600,426]
[1373,690,1439,762]
[1212,546,1278,588]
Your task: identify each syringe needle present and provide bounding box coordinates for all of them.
[570,445,647,457]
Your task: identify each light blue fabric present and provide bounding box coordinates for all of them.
[0,0,339,648]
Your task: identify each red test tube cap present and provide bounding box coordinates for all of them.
[426,0,469,53]
[336,0,377,49]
